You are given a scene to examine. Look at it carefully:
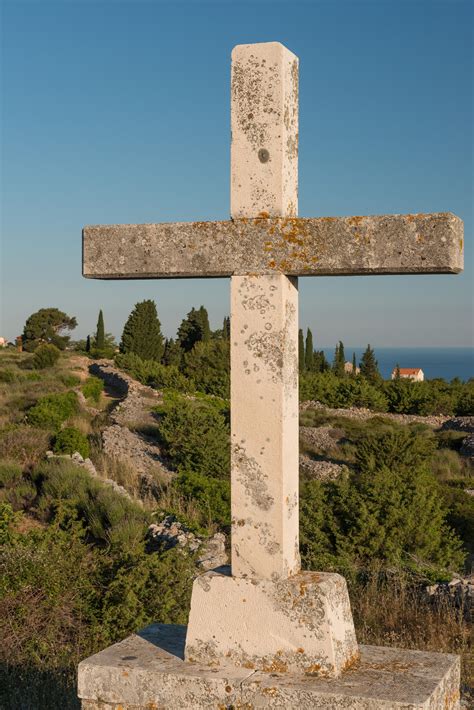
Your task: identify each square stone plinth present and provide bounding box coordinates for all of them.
[185,568,358,676]
[78,624,461,710]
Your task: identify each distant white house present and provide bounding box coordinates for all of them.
[391,367,424,382]
[344,361,360,375]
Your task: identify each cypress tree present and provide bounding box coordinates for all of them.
[298,328,305,372]
[198,306,211,342]
[333,341,346,377]
[162,338,182,366]
[222,316,231,340]
[352,352,357,376]
[96,310,105,350]
[360,344,381,384]
[120,300,164,361]
[305,329,314,371]
[85,334,91,353]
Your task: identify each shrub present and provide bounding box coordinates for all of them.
[59,372,81,387]
[299,371,388,411]
[155,392,230,478]
[182,340,230,398]
[0,461,36,511]
[115,352,191,392]
[173,470,231,529]
[53,427,90,458]
[28,392,78,430]
[33,344,61,369]
[300,429,465,578]
[81,376,104,403]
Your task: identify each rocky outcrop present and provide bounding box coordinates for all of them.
[147,515,228,571]
[425,574,474,615]
[299,454,347,480]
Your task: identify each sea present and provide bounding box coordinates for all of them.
[320,347,474,382]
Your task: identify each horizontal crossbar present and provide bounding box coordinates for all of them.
[83,213,463,279]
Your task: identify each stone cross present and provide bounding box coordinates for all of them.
[83,42,463,677]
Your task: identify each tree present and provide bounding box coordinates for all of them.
[352,352,357,377]
[305,329,314,371]
[177,306,210,352]
[222,316,231,340]
[298,329,305,372]
[333,341,346,377]
[313,350,329,373]
[162,338,182,367]
[96,310,105,350]
[182,340,230,398]
[85,335,91,353]
[120,300,164,361]
[22,308,77,351]
[360,344,381,385]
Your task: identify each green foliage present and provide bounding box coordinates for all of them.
[0,367,18,383]
[81,376,104,403]
[298,328,305,372]
[96,310,105,350]
[360,344,381,384]
[162,338,182,367]
[305,328,314,371]
[173,470,230,528]
[27,392,78,431]
[0,462,37,511]
[53,428,90,458]
[300,371,388,411]
[22,308,77,351]
[115,352,191,391]
[120,300,164,361]
[32,459,148,548]
[156,392,230,478]
[33,343,60,369]
[301,429,465,578]
[58,372,81,387]
[177,306,211,352]
[182,339,230,397]
[333,340,346,377]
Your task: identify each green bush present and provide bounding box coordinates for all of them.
[173,470,231,528]
[182,340,230,398]
[28,392,78,430]
[300,429,465,579]
[156,392,230,478]
[59,372,81,387]
[300,371,388,411]
[53,427,90,458]
[33,344,61,369]
[115,352,191,392]
[81,376,104,403]
[0,462,37,511]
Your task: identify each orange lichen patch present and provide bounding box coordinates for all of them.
[261,658,288,673]
[320,216,337,223]
[299,581,307,597]
[460,238,463,251]
[347,215,366,226]
[444,689,460,709]
[243,661,256,669]
[303,662,321,675]
[225,685,232,693]
[262,687,279,697]
[296,647,305,654]
[121,670,129,677]
[341,650,361,672]
[257,211,270,219]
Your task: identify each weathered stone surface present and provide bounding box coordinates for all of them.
[185,568,358,677]
[231,42,298,218]
[83,211,463,278]
[147,515,228,571]
[231,273,300,579]
[78,623,461,709]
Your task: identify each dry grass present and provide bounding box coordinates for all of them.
[350,573,473,693]
[0,426,51,468]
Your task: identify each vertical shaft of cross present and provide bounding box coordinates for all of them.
[230,42,300,580]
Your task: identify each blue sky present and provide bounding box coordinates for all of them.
[1,0,472,347]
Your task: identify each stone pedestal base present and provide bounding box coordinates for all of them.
[185,568,358,676]
[78,623,460,710]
